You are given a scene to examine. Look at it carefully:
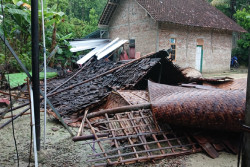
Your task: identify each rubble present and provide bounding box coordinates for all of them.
[74,109,201,166]
[0,98,10,107]
[41,50,248,166]
[46,50,183,118]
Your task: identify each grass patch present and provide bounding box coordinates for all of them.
[5,72,57,88]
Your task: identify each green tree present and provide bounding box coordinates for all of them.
[233,6,250,65]
[1,0,107,72]
[210,0,249,18]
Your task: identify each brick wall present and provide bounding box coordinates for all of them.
[159,22,232,73]
[108,0,158,55]
[107,0,232,73]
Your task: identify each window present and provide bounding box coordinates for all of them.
[170,38,176,61]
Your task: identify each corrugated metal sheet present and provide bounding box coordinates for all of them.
[76,38,128,65]
[96,40,128,60]
[76,43,108,65]
[69,39,110,52]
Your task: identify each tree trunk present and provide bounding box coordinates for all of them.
[49,23,57,67]
[39,23,42,52]
[51,23,57,52]
[230,0,236,20]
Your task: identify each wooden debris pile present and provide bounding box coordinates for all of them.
[46,50,183,118]
[74,109,201,166]
[73,80,245,166]
[43,50,248,166]
[47,58,160,117]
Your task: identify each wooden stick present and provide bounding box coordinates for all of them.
[0,91,23,121]
[77,109,88,137]
[0,90,29,99]
[105,113,123,162]
[0,107,30,129]
[87,103,151,119]
[2,110,44,119]
[86,118,111,164]
[116,114,139,159]
[72,133,110,142]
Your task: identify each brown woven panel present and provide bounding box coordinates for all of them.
[204,78,247,91]
[117,90,149,105]
[148,81,246,132]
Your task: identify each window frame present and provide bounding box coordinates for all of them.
[170,38,176,61]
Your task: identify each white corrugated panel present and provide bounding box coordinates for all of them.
[95,38,119,55]
[77,43,109,65]
[96,40,128,60]
[69,39,110,52]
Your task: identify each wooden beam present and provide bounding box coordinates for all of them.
[87,103,151,119]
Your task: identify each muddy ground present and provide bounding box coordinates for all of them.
[0,68,247,167]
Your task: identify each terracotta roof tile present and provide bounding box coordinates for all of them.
[99,0,246,32]
[136,0,246,32]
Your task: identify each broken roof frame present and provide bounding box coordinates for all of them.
[75,109,201,166]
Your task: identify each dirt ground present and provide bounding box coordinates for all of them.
[0,68,247,167]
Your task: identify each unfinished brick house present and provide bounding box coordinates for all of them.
[98,0,246,73]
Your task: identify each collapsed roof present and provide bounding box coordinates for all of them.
[47,50,184,118]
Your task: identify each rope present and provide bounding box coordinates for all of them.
[1,0,19,165]
[41,0,47,147]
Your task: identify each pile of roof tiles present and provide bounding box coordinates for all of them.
[46,52,168,117]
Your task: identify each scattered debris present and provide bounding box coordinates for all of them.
[74,109,201,166]
[46,50,182,119]
[204,78,247,91]
[1,47,246,166]
[52,127,59,132]
[0,98,10,107]
[180,67,203,79]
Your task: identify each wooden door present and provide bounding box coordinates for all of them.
[195,45,203,72]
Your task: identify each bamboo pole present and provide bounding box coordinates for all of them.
[86,118,111,164]
[77,109,88,137]
[0,107,30,129]
[2,110,44,119]
[87,103,151,119]
[0,90,28,99]
[72,133,110,142]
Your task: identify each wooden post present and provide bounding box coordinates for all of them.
[242,48,250,167]
[31,0,40,151]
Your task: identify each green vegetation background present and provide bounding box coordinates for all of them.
[0,0,249,75]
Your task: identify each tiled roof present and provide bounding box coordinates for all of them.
[99,0,246,32]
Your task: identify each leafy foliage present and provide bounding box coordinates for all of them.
[232,6,250,65]
[0,0,107,73]
[210,0,249,18]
